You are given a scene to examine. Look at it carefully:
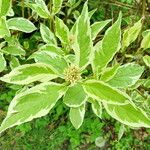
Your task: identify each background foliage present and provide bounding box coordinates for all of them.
[0,0,150,149]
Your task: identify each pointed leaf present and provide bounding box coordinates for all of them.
[104,103,150,128]
[0,17,10,38]
[83,80,130,105]
[0,52,6,72]
[0,63,58,85]
[93,13,122,73]
[63,83,87,107]
[107,63,144,88]
[141,30,150,50]
[91,99,102,118]
[122,19,142,51]
[69,104,85,129]
[71,2,93,70]
[52,0,63,14]
[40,23,56,45]
[7,17,36,33]
[0,82,67,133]
[91,19,111,40]
[55,17,70,45]
[2,45,26,56]
[143,55,150,67]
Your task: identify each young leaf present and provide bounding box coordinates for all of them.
[103,103,150,128]
[0,82,67,133]
[83,80,130,105]
[0,63,58,85]
[40,23,56,45]
[55,17,70,45]
[91,99,102,118]
[32,51,68,75]
[107,63,144,88]
[52,0,63,14]
[25,1,50,19]
[122,19,142,51]
[91,19,111,40]
[71,2,93,70]
[0,0,11,17]
[141,30,150,50]
[7,17,36,33]
[0,17,10,38]
[0,52,6,72]
[118,124,125,141]
[69,104,85,129]
[63,83,87,107]
[2,45,26,56]
[143,55,150,67]
[93,13,122,73]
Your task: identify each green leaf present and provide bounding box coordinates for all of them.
[32,50,68,75]
[7,17,36,33]
[118,124,125,141]
[10,56,20,69]
[107,63,144,88]
[143,79,150,88]
[2,45,26,56]
[0,63,58,85]
[39,44,64,55]
[83,80,130,105]
[100,64,120,82]
[52,0,63,14]
[88,8,97,19]
[0,52,6,72]
[141,30,150,50]
[0,17,10,38]
[104,103,150,128]
[143,55,150,67]
[0,82,67,133]
[69,104,85,129]
[91,99,102,118]
[122,19,142,51]
[71,2,93,70]
[25,0,50,19]
[40,23,56,45]
[63,83,87,107]
[91,20,111,40]
[0,0,11,17]
[55,17,70,45]
[93,13,122,73]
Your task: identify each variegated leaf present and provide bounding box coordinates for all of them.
[0,63,58,85]
[0,82,67,133]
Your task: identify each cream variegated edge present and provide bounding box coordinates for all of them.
[71,2,93,70]
[0,82,67,133]
[83,80,131,105]
[69,104,85,129]
[7,17,37,33]
[0,63,58,85]
[103,103,150,128]
[52,0,63,14]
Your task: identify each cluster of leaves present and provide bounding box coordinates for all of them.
[0,92,150,149]
[0,0,150,138]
